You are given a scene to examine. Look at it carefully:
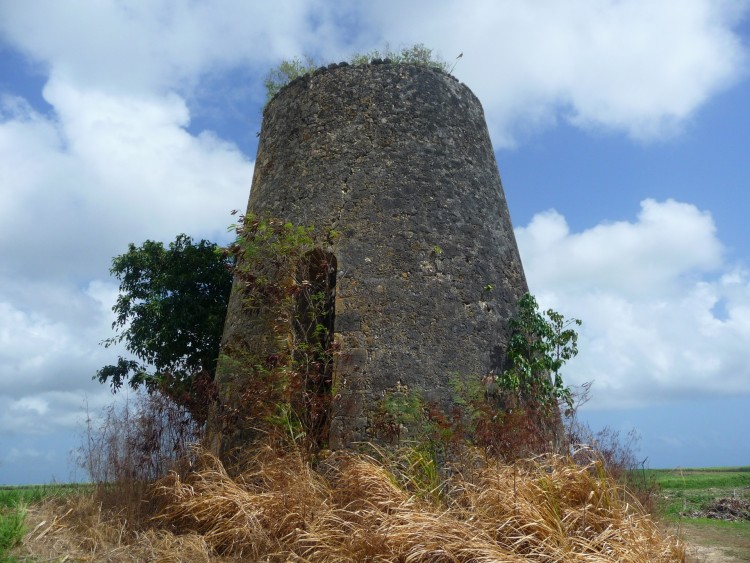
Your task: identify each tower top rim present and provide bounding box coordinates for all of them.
[265,60,474,114]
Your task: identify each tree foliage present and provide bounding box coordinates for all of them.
[500,293,581,413]
[96,235,233,418]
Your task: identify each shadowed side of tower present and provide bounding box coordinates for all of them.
[209,62,529,456]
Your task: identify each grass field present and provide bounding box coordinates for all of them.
[647,467,750,561]
[0,484,89,560]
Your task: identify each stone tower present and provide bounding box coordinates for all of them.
[210,61,529,456]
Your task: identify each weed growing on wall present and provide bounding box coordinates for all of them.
[216,214,337,453]
[348,43,448,70]
[263,55,319,101]
[447,374,548,460]
[263,43,449,102]
[369,294,581,463]
[371,380,430,446]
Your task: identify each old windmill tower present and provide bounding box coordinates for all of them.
[208,61,530,458]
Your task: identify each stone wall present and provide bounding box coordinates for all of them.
[211,62,530,454]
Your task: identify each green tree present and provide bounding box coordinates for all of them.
[500,293,581,414]
[96,235,233,421]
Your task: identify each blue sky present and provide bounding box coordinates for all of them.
[1,1,749,484]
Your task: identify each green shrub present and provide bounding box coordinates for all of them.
[348,43,447,71]
[500,293,580,413]
[263,55,319,102]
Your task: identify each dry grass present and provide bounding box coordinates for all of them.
[19,493,217,562]
[16,445,685,562]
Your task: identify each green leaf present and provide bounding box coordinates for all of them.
[500,293,580,412]
[97,235,233,416]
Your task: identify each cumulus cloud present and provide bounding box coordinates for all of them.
[517,199,723,297]
[2,1,746,146]
[0,0,325,96]
[0,276,130,444]
[356,0,748,144]
[516,200,750,410]
[0,86,252,280]
[0,279,116,393]
[0,389,114,435]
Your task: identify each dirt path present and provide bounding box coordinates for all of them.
[675,522,750,562]
[685,543,746,562]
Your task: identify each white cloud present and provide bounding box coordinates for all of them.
[0,0,323,96]
[516,199,750,410]
[3,1,744,146]
[0,288,111,397]
[356,0,748,144]
[0,389,112,436]
[0,85,252,281]
[516,199,723,298]
[0,1,261,442]
[13,397,49,416]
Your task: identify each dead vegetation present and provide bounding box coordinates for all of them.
[11,376,686,561]
[18,443,684,562]
[684,497,750,522]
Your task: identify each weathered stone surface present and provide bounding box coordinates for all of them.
[211,62,530,453]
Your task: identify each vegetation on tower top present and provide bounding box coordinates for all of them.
[263,43,450,102]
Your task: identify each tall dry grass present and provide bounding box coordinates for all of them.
[77,390,202,531]
[147,444,684,562]
[19,433,685,561]
[11,389,684,562]
[20,492,216,562]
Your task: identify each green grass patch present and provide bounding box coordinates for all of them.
[0,503,27,559]
[677,466,750,472]
[650,467,750,517]
[650,466,750,557]
[0,484,90,560]
[646,467,750,491]
[0,484,90,509]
